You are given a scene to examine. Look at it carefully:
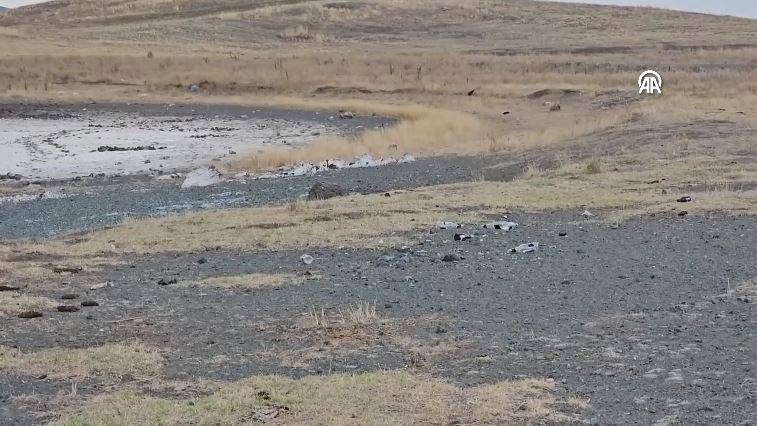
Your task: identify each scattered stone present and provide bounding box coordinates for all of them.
[0,172,23,181]
[300,254,315,265]
[60,294,79,300]
[442,254,460,262]
[181,166,222,189]
[81,300,99,307]
[549,103,561,112]
[57,305,80,313]
[677,211,688,217]
[337,110,354,119]
[467,89,476,96]
[18,311,43,319]
[677,195,692,203]
[558,231,568,237]
[454,233,472,241]
[188,84,199,93]
[96,145,158,152]
[482,221,518,231]
[90,282,111,290]
[157,278,178,286]
[511,242,539,253]
[581,210,594,218]
[437,221,462,230]
[0,284,20,291]
[308,182,347,200]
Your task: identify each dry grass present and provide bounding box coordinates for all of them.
[0,343,162,382]
[0,292,58,317]
[55,371,569,425]
[184,273,311,289]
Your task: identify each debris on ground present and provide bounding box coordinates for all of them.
[454,233,472,241]
[549,103,562,112]
[57,305,80,313]
[678,211,688,217]
[0,172,23,181]
[90,282,112,290]
[181,166,223,189]
[677,195,692,203]
[0,284,20,291]
[95,145,160,152]
[437,221,462,230]
[337,110,355,119]
[157,278,178,286]
[61,294,79,300]
[511,242,539,253]
[581,210,594,218]
[482,221,518,231]
[308,182,347,200]
[17,311,43,319]
[300,254,314,265]
[442,254,461,262]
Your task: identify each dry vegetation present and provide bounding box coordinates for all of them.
[0,343,162,381]
[56,371,570,425]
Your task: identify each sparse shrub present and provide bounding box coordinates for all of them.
[585,159,602,174]
[343,301,378,325]
[146,51,153,59]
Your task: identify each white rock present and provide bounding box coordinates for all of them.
[300,254,314,265]
[482,221,518,231]
[181,167,222,189]
[511,242,539,253]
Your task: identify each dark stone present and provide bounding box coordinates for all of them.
[308,182,347,200]
[0,284,20,291]
[81,300,99,307]
[18,311,43,319]
[57,305,80,313]
[61,294,79,300]
[442,254,460,262]
[157,278,178,286]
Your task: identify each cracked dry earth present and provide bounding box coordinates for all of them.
[1,211,755,425]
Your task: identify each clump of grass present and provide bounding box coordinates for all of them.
[278,26,331,42]
[56,371,567,425]
[0,343,162,381]
[585,158,602,174]
[343,300,378,326]
[0,292,57,317]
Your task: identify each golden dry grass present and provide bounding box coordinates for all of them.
[55,371,569,425]
[0,343,162,381]
[0,292,57,317]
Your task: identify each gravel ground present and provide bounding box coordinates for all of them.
[2,212,754,424]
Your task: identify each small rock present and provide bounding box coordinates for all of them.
[549,103,561,112]
[677,211,688,217]
[197,258,207,264]
[558,231,568,237]
[157,278,178,286]
[18,311,43,319]
[181,167,222,189]
[677,195,692,203]
[581,210,594,218]
[482,221,518,231]
[301,254,314,265]
[437,221,462,230]
[442,254,460,262]
[308,182,347,200]
[57,305,80,313]
[81,300,99,307]
[511,242,539,253]
[454,233,472,241]
[61,294,79,300]
[0,284,20,292]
